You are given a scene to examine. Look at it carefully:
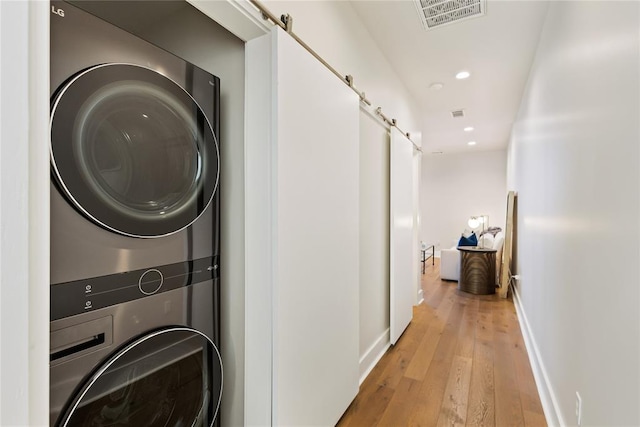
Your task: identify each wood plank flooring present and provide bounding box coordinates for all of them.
[337,259,546,427]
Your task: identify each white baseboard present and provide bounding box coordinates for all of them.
[512,286,565,427]
[359,328,390,385]
[417,289,424,305]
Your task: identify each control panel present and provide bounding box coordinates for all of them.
[51,256,218,321]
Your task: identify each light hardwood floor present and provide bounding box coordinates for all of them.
[337,259,546,427]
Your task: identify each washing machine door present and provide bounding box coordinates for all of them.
[57,327,222,427]
[50,63,219,238]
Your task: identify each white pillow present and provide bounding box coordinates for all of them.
[478,233,495,249]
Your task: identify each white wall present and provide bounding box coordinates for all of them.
[421,150,507,253]
[507,2,639,425]
[244,32,273,426]
[0,2,49,424]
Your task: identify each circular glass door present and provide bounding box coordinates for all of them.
[50,64,219,238]
[58,327,222,427]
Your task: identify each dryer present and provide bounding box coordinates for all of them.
[49,1,222,425]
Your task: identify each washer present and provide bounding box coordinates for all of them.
[49,2,222,425]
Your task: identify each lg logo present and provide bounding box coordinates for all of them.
[51,5,65,17]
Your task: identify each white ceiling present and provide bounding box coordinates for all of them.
[350,0,549,154]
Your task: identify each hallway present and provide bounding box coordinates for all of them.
[338,259,545,426]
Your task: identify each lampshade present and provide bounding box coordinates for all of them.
[468,217,480,229]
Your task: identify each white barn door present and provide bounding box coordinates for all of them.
[390,128,417,344]
[245,27,360,427]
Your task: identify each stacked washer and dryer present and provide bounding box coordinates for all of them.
[49,2,223,425]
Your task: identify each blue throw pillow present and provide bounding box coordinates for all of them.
[458,232,478,247]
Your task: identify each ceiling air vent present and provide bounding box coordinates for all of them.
[414,0,486,31]
[451,109,465,118]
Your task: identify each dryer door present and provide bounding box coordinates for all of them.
[57,327,222,427]
[50,63,219,238]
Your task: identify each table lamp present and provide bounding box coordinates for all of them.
[468,215,489,234]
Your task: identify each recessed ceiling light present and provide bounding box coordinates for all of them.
[464,126,474,132]
[456,71,471,79]
[468,141,477,146]
[429,82,444,90]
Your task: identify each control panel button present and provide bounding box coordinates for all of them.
[138,269,163,295]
